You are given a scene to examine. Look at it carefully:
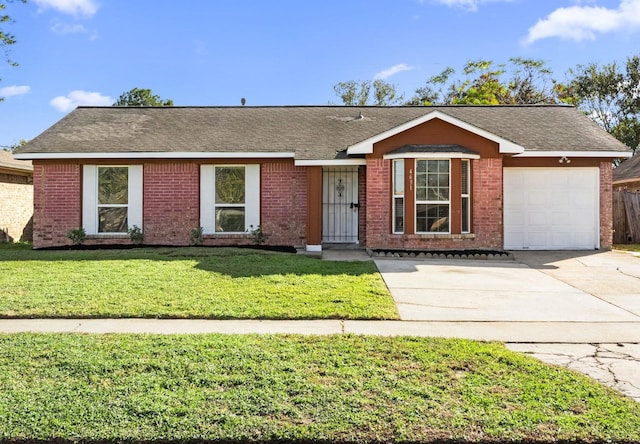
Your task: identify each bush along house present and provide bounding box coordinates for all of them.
[14,105,631,252]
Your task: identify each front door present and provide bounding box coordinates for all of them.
[322,167,359,243]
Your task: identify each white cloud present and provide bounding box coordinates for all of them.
[525,0,640,44]
[432,0,512,12]
[374,64,414,80]
[32,0,99,17]
[0,85,31,98]
[50,90,112,112]
[50,20,88,35]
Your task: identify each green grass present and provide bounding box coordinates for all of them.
[0,245,397,320]
[0,334,638,443]
[614,243,640,253]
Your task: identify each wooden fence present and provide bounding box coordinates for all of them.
[613,190,640,244]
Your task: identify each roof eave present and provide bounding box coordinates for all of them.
[513,150,633,158]
[13,151,296,160]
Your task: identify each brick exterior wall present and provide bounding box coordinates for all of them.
[33,160,309,248]
[143,162,199,245]
[600,161,614,248]
[364,157,504,250]
[0,171,33,242]
[259,162,307,247]
[32,163,81,248]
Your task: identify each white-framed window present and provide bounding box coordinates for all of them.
[415,159,450,233]
[392,159,404,234]
[200,164,260,234]
[82,165,143,235]
[461,159,471,233]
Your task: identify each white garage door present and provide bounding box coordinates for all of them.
[503,168,599,250]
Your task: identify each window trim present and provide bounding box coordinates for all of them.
[200,164,260,235]
[461,159,471,234]
[82,164,143,235]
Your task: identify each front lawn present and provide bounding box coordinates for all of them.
[1,334,638,443]
[0,245,397,319]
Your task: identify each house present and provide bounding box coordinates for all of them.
[14,105,631,251]
[0,149,33,242]
[613,153,640,192]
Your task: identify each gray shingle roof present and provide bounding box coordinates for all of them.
[613,153,640,183]
[16,105,630,160]
[0,150,32,172]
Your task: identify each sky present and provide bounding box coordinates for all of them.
[1,0,639,148]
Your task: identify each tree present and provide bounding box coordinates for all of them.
[567,55,640,153]
[406,58,564,105]
[113,88,174,106]
[333,79,403,106]
[0,0,27,102]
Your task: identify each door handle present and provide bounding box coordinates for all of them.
[350,202,360,209]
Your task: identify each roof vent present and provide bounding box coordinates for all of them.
[355,111,364,120]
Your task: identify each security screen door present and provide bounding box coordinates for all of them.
[322,167,359,243]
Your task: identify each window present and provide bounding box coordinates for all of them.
[82,165,143,235]
[200,164,260,234]
[415,160,450,233]
[392,159,404,233]
[215,166,246,232]
[461,160,470,233]
[97,167,129,232]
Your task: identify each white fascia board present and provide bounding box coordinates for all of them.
[346,110,525,156]
[513,150,633,158]
[294,159,367,166]
[13,151,296,160]
[383,152,480,160]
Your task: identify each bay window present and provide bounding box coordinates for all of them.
[390,157,473,235]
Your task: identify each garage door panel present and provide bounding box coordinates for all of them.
[504,168,598,250]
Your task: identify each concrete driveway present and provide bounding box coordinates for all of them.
[375,250,640,322]
[373,250,640,342]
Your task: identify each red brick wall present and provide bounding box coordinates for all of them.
[33,160,309,248]
[364,157,504,250]
[259,162,307,247]
[143,162,199,245]
[32,163,81,248]
[470,158,503,248]
[600,161,613,248]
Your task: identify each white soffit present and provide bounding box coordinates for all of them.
[346,110,524,156]
[295,159,366,166]
[513,150,633,158]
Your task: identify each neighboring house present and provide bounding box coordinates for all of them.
[613,153,640,192]
[14,105,631,251]
[0,149,33,242]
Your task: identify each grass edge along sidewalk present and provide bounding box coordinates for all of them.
[0,244,398,320]
[1,333,639,443]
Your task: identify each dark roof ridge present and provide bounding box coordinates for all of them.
[85,104,575,110]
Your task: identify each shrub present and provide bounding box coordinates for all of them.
[66,228,86,245]
[127,225,144,245]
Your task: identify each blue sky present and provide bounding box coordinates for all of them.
[1,0,639,148]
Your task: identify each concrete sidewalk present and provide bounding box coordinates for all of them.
[1,317,639,343]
